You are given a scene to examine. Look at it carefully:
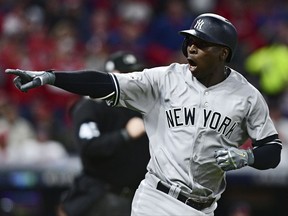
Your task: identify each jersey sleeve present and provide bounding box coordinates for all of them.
[246,89,282,148]
[107,68,164,114]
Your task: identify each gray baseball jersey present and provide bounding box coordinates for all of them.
[109,62,278,202]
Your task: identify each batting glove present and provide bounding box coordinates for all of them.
[214,147,254,171]
[5,69,55,92]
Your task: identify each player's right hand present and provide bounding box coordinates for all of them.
[5,69,55,92]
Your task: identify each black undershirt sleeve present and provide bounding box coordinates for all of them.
[53,70,115,98]
[251,144,282,170]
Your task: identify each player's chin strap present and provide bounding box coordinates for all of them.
[214,147,254,171]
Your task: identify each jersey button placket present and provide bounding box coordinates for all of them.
[203,91,209,107]
[192,133,202,162]
[191,132,203,183]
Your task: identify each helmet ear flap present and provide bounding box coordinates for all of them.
[182,37,188,57]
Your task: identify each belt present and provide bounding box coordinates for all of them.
[156,182,214,211]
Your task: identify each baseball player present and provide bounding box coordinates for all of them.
[6,13,282,216]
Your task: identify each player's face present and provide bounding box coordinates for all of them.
[185,36,228,84]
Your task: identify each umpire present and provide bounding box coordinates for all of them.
[57,51,150,216]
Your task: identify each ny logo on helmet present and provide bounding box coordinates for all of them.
[194,19,204,30]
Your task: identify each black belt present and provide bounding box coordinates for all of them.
[156,182,214,211]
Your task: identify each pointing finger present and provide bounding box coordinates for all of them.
[5,69,23,75]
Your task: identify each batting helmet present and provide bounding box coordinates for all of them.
[179,13,238,62]
[104,51,144,73]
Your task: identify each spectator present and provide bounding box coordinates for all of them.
[29,97,73,153]
[84,8,112,71]
[145,0,193,65]
[0,91,36,163]
[106,1,152,62]
[244,19,288,98]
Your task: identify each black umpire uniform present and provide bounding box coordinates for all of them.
[59,52,150,216]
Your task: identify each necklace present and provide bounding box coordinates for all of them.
[224,67,230,78]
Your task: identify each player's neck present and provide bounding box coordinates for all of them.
[199,67,228,87]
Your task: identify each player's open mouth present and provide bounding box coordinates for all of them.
[187,59,197,71]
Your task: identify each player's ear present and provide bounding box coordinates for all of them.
[219,47,229,62]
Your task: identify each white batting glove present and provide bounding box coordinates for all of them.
[5,69,55,92]
[214,147,254,171]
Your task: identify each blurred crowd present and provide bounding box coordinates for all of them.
[0,0,288,163]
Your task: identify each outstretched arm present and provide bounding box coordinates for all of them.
[5,69,117,99]
[54,70,116,99]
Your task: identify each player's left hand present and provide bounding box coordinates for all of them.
[214,147,254,171]
[5,69,55,92]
